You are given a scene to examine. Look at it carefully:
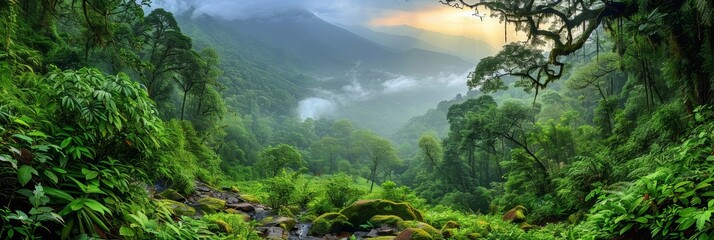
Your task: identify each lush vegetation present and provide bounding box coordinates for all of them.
[2,0,714,239]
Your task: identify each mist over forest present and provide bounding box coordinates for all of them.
[2,0,714,239]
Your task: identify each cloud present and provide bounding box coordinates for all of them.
[298,97,337,120]
[382,75,418,94]
[147,0,442,24]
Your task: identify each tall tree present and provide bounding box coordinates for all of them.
[354,130,400,192]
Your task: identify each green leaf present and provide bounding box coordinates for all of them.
[44,170,59,184]
[13,117,30,127]
[0,154,17,169]
[44,187,74,202]
[12,134,33,143]
[83,199,110,215]
[634,217,649,223]
[81,168,99,180]
[26,131,47,138]
[17,165,37,186]
[60,137,72,148]
[620,223,634,235]
[119,226,135,237]
[697,211,711,231]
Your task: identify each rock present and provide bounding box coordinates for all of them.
[259,226,286,239]
[310,212,350,236]
[230,186,240,193]
[158,189,186,201]
[226,196,240,204]
[441,220,460,230]
[502,205,527,223]
[370,215,405,227]
[400,221,440,239]
[518,222,534,231]
[395,228,433,240]
[241,194,261,203]
[261,216,297,232]
[211,220,233,234]
[467,232,483,239]
[196,197,226,214]
[223,209,252,222]
[339,199,424,228]
[196,185,210,192]
[226,202,255,212]
[156,199,195,217]
[376,225,398,235]
[366,229,379,237]
[368,236,397,240]
[442,229,454,239]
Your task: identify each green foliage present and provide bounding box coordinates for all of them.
[256,144,303,177]
[203,213,260,239]
[324,173,363,208]
[264,174,297,209]
[1,184,64,239]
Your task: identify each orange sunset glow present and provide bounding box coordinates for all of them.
[369,6,525,48]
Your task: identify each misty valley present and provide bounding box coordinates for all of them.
[2,0,714,240]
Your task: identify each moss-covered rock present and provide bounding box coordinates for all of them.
[157,199,195,217]
[158,189,186,201]
[309,212,350,236]
[518,222,533,231]
[502,205,527,223]
[260,216,297,232]
[441,220,460,230]
[399,221,440,237]
[370,215,404,226]
[196,197,226,214]
[212,220,233,233]
[442,229,454,239]
[466,232,483,239]
[395,228,433,240]
[369,237,396,240]
[339,199,424,228]
[241,194,261,203]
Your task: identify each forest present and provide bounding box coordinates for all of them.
[1,0,714,239]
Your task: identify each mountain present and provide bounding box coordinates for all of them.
[175,9,476,135]
[227,9,472,76]
[342,25,454,58]
[373,25,497,63]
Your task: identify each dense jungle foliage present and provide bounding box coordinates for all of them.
[1,0,714,239]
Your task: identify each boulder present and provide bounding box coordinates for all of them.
[211,220,233,234]
[395,228,433,240]
[467,232,483,239]
[158,189,185,201]
[241,194,261,203]
[400,221,440,239]
[260,216,297,232]
[339,199,424,228]
[157,199,195,217]
[441,220,460,230]
[441,220,460,239]
[370,215,404,227]
[502,205,527,223]
[196,197,226,214]
[310,212,350,236]
[226,202,255,212]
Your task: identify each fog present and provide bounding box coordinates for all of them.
[297,70,470,122]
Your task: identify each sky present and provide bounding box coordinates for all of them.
[148,0,524,48]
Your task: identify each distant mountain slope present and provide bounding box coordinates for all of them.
[228,9,472,76]
[176,13,315,116]
[373,25,496,63]
[342,25,454,58]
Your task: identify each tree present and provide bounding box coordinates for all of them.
[441,0,714,109]
[310,136,343,173]
[133,8,192,103]
[256,144,303,177]
[354,130,400,192]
